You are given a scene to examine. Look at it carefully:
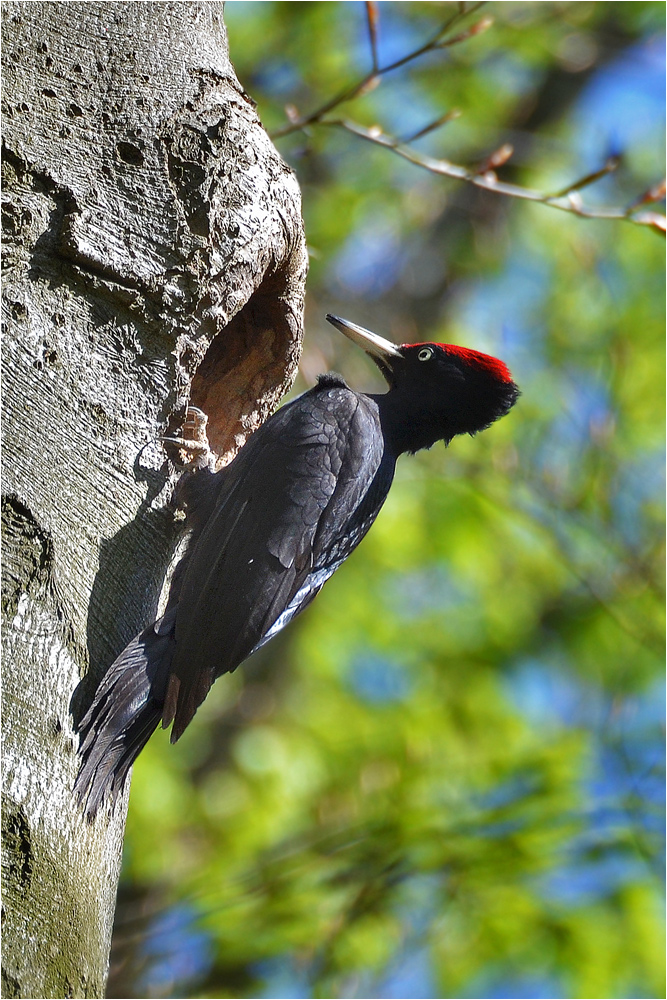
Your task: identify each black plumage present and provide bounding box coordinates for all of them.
[75,315,519,816]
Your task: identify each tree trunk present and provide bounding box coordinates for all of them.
[1,3,307,995]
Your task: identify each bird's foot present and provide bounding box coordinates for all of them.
[162,406,215,470]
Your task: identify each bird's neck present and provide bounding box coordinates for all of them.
[371,390,448,455]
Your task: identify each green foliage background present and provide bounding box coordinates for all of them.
[111,4,665,998]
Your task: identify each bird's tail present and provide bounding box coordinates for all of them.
[74,612,176,819]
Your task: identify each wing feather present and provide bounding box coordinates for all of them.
[166,383,390,739]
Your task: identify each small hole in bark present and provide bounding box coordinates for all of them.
[11,301,27,320]
[117,141,144,166]
[3,807,33,886]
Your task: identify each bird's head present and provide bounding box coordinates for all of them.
[326,314,520,453]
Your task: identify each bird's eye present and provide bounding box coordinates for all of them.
[417,347,433,361]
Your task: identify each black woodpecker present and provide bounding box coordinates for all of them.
[75,315,520,816]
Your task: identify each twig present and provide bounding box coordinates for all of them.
[365,1,379,76]
[269,3,665,233]
[550,155,621,198]
[628,178,667,208]
[402,109,461,144]
[270,2,488,139]
[319,116,666,232]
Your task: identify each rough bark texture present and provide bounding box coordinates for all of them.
[1,3,307,996]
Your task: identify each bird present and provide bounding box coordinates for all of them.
[75,315,520,816]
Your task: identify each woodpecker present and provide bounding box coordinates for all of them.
[75,315,519,816]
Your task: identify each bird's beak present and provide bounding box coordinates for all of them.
[326,314,402,385]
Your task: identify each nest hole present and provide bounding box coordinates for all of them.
[188,267,302,468]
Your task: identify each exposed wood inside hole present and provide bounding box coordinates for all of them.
[188,268,301,468]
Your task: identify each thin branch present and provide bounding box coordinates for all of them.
[365,1,380,76]
[320,116,666,232]
[402,109,461,144]
[269,2,488,139]
[268,3,665,233]
[628,178,667,208]
[550,154,621,198]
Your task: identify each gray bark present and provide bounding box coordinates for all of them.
[1,2,307,996]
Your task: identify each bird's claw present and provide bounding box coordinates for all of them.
[162,406,214,470]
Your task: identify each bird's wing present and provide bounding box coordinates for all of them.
[164,383,391,740]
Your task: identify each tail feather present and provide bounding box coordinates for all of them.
[74,612,176,819]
